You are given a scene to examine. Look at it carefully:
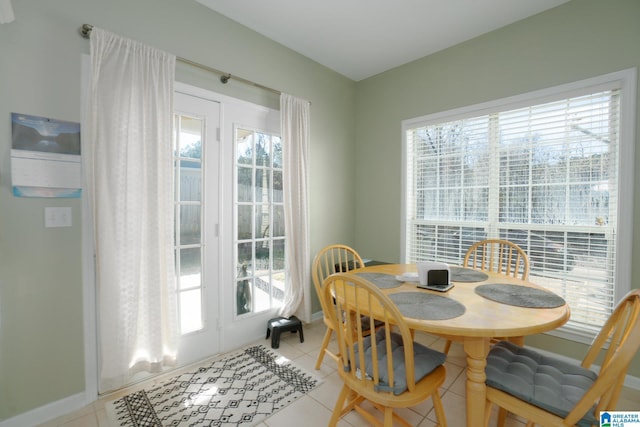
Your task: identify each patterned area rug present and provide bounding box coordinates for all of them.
[106,345,321,427]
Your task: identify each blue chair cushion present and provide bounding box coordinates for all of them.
[486,341,598,427]
[352,328,446,395]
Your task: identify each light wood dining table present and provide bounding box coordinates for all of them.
[352,263,570,427]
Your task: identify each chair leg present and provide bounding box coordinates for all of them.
[355,404,385,427]
[484,400,493,427]
[432,392,448,427]
[328,384,350,427]
[497,407,508,427]
[507,336,524,346]
[315,327,333,369]
[383,407,394,427]
[443,339,452,355]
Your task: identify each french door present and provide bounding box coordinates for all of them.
[172,85,281,362]
[219,97,282,347]
[173,89,221,366]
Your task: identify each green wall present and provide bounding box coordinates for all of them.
[354,0,640,374]
[0,0,355,421]
[1,0,639,422]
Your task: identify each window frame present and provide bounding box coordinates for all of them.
[401,68,636,344]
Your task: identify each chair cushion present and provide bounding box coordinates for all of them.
[353,328,446,395]
[486,341,598,427]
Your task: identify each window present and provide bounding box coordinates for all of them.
[235,127,285,316]
[173,113,204,334]
[402,69,635,341]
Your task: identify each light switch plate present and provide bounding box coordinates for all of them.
[45,207,72,228]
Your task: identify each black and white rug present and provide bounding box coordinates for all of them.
[106,345,321,427]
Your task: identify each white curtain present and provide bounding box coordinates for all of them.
[85,28,178,393]
[279,93,311,322]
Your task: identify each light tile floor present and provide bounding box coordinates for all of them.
[38,320,640,426]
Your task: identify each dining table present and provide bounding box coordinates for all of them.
[351,263,571,427]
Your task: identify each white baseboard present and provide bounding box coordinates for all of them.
[310,310,324,323]
[0,391,93,427]
[625,375,640,390]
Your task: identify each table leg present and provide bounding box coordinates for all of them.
[508,335,524,346]
[463,337,490,427]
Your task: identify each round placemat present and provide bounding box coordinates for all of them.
[355,272,402,289]
[450,267,489,282]
[475,284,566,308]
[389,292,466,320]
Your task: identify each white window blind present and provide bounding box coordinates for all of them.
[402,70,636,340]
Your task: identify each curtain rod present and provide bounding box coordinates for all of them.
[79,24,281,96]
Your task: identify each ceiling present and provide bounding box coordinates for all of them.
[195,0,570,81]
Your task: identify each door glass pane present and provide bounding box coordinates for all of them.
[255,242,270,276]
[237,242,254,268]
[253,275,271,312]
[255,205,269,239]
[272,271,285,307]
[237,166,252,203]
[256,134,270,167]
[236,129,253,165]
[273,170,283,203]
[273,205,284,237]
[273,239,285,271]
[179,248,201,290]
[180,205,201,245]
[180,161,201,202]
[237,205,253,240]
[179,289,202,334]
[234,126,285,317]
[236,268,252,315]
[255,169,270,202]
[272,136,282,168]
[178,116,202,159]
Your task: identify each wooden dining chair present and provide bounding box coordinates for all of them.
[443,238,531,354]
[464,239,530,280]
[484,289,640,427]
[312,244,366,369]
[324,272,448,427]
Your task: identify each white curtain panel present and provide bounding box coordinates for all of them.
[279,93,311,322]
[86,27,178,393]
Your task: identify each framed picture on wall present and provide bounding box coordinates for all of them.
[10,112,81,198]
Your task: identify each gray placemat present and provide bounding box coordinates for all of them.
[389,292,466,320]
[354,272,402,289]
[450,267,489,282]
[475,284,566,308]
